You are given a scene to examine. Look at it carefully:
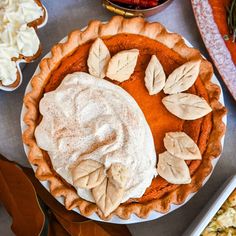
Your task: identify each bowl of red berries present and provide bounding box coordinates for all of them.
[102,0,174,17]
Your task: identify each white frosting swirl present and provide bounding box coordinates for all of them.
[1,0,43,24]
[2,5,25,24]
[0,23,17,45]
[0,58,17,86]
[16,24,39,56]
[18,0,44,23]
[0,43,18,58]
[35,72,157,203]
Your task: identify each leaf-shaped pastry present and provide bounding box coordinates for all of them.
[164,132,201,160]
[144,55,166,95]
[106,49,139,82]
[92,177,124,217]
[163,60,201,94]
[107,163,129,189]
[87,38,111,79]
[157,151,191,184]
[71,159,106,189]
[162,93,212,120]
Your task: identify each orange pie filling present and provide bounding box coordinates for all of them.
[41,33,212,204]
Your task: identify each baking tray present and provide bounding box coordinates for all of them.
[183,175,236,236]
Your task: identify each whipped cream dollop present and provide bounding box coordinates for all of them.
[0,58,17,86]
[0,43,18,59]
[35,72,157,203]
[0,0,43,86]
[0,0,43,24]
[16,24,40,56]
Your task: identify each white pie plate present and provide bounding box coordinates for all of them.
[20,27,227,224]
[0,4,48,92]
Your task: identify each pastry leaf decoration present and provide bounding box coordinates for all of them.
[162,93,212,120]
[107,163,129,189]
[72,159,106,189]
[87,38,111,79]
[157,151,191,184]
[144,55,166,95]
[164,60,201,94]
[164,132,201,160]
[92,177,124,217]
[92,163,128,217]
[106,49,139,82]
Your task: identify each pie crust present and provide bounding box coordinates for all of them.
[23,16,226,220]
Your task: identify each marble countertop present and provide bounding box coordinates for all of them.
[0,0,235,235]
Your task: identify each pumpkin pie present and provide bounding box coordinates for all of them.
[23,16,226,220]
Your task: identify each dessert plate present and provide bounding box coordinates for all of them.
[191,0,236,100]
[20,28,227,224]
[0,4,48,92]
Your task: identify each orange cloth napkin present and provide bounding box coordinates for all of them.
[0,154,131,236]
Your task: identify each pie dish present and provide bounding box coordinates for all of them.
[23,16,226,220]
[0,0,47,90]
